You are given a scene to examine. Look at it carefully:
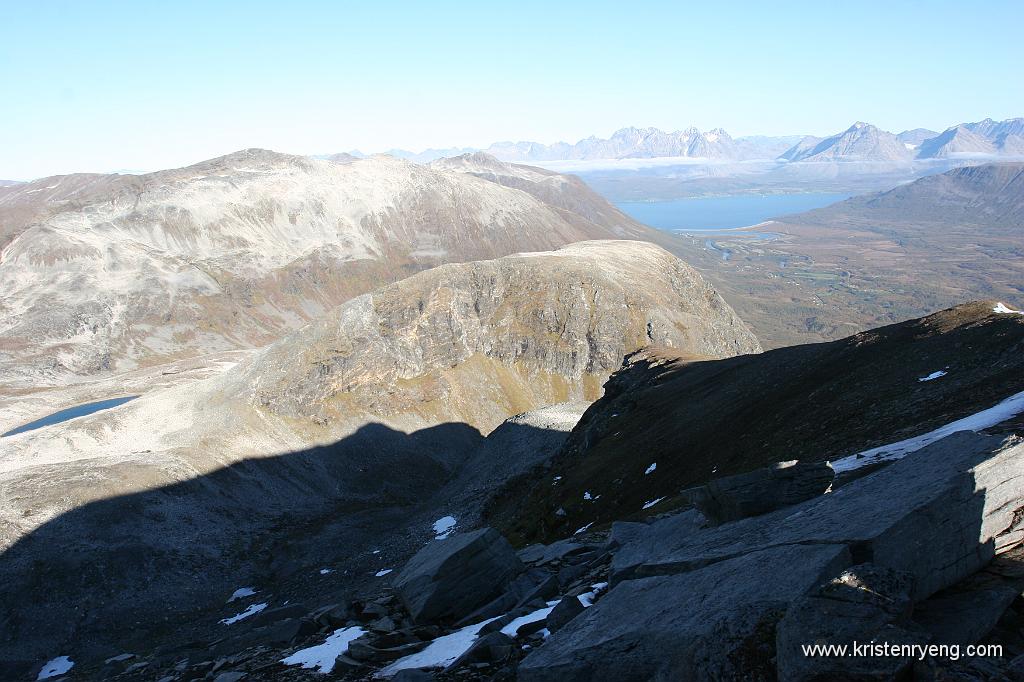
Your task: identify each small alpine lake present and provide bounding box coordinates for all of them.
[2,396,138,437]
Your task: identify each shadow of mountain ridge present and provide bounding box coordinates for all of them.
[0,418,551,669]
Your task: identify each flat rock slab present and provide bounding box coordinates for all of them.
[519,543,852,681]
[624,433,1024,600]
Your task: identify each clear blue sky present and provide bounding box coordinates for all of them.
[1,0,1021,179]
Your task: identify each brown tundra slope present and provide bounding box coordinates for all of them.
[0,150,665,386]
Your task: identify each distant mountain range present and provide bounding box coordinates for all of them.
[327,118,1023,165]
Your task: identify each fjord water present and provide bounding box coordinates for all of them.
[2,396,138,437]
[615,193,850,232]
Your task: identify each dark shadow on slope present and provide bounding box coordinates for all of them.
[489,301,1024,545]
[0,418,565,671]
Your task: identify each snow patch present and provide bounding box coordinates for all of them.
[500,600,559,636]
[831,389,1024,474]
[320,568,333,575]
[573,522,593,535]
[227,586,256,602]
[578,581,609,607]
[220,602,267,624]
[918,370,947,382]
[642,497,665,510]
[377,616,502,676]
[644,462,657,475]
[994,302,1024,315]
[37,656,74,680]
[433,515,456,539]
[375,569,393,577]
[281,626,366,673]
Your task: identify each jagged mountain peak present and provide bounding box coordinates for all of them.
[780,121,911,162]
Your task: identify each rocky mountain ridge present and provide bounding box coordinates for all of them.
[780,122,914,163]
[787,162,1024,230]
[0,149,659,387]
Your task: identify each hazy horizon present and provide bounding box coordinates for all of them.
[2,0,1023,179]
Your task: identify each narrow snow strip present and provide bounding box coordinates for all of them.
[220,602,267,625]
[375,568,393,577]
[433,516,456,539]
[578,581,610,607]
[281,626,365,673]
[645,462,657,475]
[377,616,501,677]
[573,522,593,535]
[831,389,1024,474]
[319,568,333,575]
[642,497,665,510]
[37,656,74,680]
[918,370,947,382]
[227,586,256,602]
[500,600,559,636]
[994,302,1024,315]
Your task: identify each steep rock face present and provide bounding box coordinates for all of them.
[229,240,761,433]
[0,150,660,384]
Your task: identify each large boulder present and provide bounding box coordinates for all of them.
[609,508,706,583]
[684,459,834,524]
[393,528,525,624]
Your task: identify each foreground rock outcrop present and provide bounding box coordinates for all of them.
[519,432,1024,680]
